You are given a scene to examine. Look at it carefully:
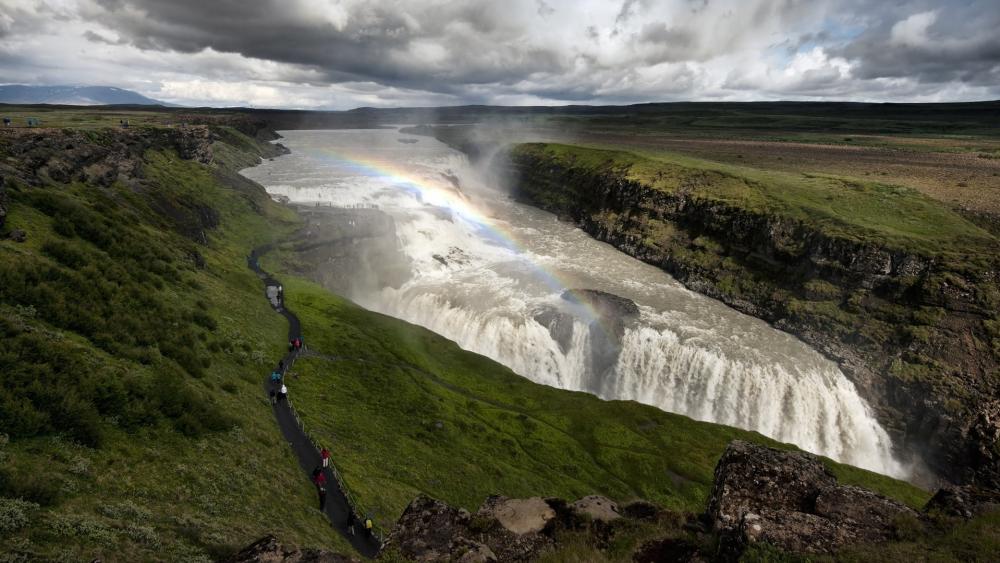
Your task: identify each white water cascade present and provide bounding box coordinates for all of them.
[241,128,907,478]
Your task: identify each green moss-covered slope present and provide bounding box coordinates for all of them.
[0,127,350,561]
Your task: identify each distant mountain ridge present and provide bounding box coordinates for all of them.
[0,84,172,106]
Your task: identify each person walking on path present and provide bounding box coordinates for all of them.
[269,389,276,405]
[318,485,327,510]
[346,511,356,536]
[321,447,330,468]
[279,384,288,403]
[313,467,327,488]
[271,370,282,386]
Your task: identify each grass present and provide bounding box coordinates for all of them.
[0,106,183,129]
[273,276,931,532]
[0,130,351,560]
[513,143,997,260]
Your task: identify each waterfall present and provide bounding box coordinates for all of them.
[361,288,903,477]
[241,128,908,480]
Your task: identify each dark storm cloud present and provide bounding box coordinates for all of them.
[833,0,1000,85]
[82,30,123,45]
[79,0,567,94]
[2,0,998,107]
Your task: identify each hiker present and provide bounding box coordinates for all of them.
[346,511,356,535]
[269,389,276,405]
[279,384,288,403]
[278,359,284,372]
[318,485,327,510]
[289,339,295,353]
[270,370,282,386]
[364,517,374,537]
[320,447,330,468]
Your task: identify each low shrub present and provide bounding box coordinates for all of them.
[0,468,62,507]
[0,498,39,533]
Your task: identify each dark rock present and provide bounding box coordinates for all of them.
[385,494,554,562]
[224,535,357,563]
[633,537,705,563]
[707,440,836,531]
[813,485,915,542]
[384,495,477,562]
[561,289,640,385]
[924,485,1000,519]
[7,229,26,242]
[964,400,1000,490]
[707,441,919,555]
[562,288,640,320]
[621,500,661,521]
[739,509,849,554]
[532,306,575,354]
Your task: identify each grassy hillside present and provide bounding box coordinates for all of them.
[266,276,931,532]
[0,130,352,561]
[514,143,997,261]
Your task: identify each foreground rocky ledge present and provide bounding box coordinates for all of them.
[234,440,998,561]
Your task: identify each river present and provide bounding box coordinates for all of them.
[241,128,906,478]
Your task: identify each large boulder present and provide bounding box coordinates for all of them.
[225,535,356,563]
[478,496,555,535]
[570,495,621,523]
[384,494,553,562]
[383,495,482,562]
[707,440,836,532]
[708,441,919,555]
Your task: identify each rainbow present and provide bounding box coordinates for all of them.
[300,145,613,335]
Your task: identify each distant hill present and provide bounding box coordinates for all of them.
[0,84,173,106]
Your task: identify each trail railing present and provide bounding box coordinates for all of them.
[278,352,389,545]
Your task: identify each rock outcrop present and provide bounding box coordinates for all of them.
[384,493,649,562]
[0,126,228,245]
[478,496,556,535]
[225,535,357,563]
[570,495,621,523]
[924,484,1000,519]
[708,441,918,555]
[385,495,553,562]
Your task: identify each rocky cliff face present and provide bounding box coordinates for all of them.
[0,125,253,245]
[504,148,1000,489]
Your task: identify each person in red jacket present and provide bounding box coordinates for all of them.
[313,468,327,488]
[320,447,330,468]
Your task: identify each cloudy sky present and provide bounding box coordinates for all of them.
[1,0,998,108]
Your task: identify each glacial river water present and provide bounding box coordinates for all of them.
[242,128,906,477]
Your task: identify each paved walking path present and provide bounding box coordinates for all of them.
[248,246,382,559]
